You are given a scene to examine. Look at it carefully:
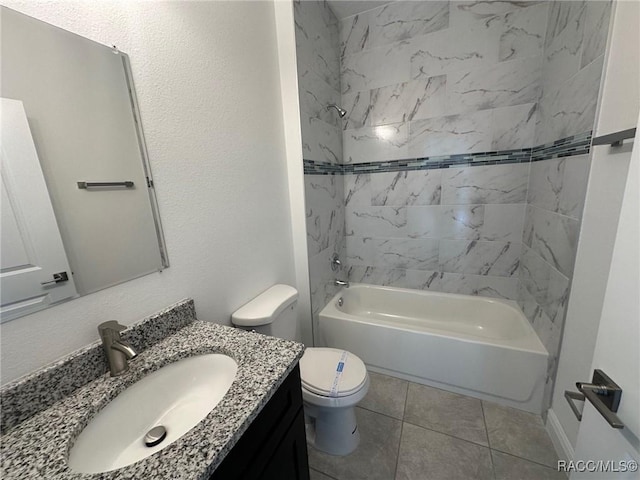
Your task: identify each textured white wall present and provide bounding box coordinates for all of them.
[1,1,302,384]
[273,1,313,346]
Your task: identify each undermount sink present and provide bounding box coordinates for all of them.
[68,354,238,474]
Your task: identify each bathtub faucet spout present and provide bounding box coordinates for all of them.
[335,279,350,288]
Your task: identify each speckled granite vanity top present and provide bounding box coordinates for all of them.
[0,299,305,479]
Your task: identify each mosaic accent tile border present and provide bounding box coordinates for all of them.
[344,149,531,174]
[304,132,593,175]
[303,160,343,175]
[531,131,592,162]
[304,149,530,174]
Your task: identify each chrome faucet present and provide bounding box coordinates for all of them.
[335,279,350,288]
[98,321,138,376]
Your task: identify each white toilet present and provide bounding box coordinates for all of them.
[231,284,369,456]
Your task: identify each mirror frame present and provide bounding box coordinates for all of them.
[119,50,169,270]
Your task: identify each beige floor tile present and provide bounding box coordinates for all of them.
[404,383,488,446]
[492,450,566,479]
[483,401,559,467]
[308,407,402,480]
[359,372,409,420]
[396,422,494,480]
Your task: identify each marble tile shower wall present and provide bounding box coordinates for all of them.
[297,1,610,378]
[295,1,346,325]
[339,1,551,300]
[518,0,612,411]
[535,1,612,145]
[519,154,591,402]
[340,1,549,162]
[344,164,526,300]
[295,0,342,165]
[305,174,346,322]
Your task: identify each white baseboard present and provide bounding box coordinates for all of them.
[546,408,575,463]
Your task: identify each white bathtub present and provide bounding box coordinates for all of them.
[318,284,548,413]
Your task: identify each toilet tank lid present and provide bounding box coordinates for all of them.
[231,284,298,327]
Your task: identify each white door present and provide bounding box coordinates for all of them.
[571,115,639,478]
[570,1,640,476]
[0,98,77,321]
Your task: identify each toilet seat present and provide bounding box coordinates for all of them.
[300,347,368,398]
[301,374,370,409]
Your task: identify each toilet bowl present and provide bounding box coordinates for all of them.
[231,284,369,456]
[299,347,369,455]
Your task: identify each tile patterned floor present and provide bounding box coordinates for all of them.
[307,372,566,480]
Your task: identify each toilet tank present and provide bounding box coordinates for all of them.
[231,284,299,341]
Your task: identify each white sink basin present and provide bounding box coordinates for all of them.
[68,354,238,474]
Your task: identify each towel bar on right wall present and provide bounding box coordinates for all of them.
[592,127,637,147]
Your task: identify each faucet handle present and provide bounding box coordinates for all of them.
[97,321,136,377]
[98,320,127,335]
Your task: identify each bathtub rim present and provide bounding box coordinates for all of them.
[320,283,548,356]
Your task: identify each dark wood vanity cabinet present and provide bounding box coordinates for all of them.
[210,364,310,480]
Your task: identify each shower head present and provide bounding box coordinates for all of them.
[327,104,347,118]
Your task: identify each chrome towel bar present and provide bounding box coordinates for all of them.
[592,127,636,147]
[77,181,134,189]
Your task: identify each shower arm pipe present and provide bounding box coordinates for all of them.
[326,104,347,118]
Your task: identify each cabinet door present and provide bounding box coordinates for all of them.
[259,409,310,480]
[209,366,307,480]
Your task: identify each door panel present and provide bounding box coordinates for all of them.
[0,98,77,320]
[569,2,639,476]
[572,121,639,477]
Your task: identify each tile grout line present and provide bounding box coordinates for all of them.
[392,380,410,479]
[481,401,497,480]
[521,242,571,281]
[358,403,491,450]
[489,449,499,480]
[481,400,560,471]
[361,378,499,445]
[526,201,584,222]
[489,445,561,471]
[480,400,492,449]
[310,467,340,480]
[357,405,404,422]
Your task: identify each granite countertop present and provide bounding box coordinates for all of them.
[1,320,305,479]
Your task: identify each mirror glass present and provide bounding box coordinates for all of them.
[0,7,168,322]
